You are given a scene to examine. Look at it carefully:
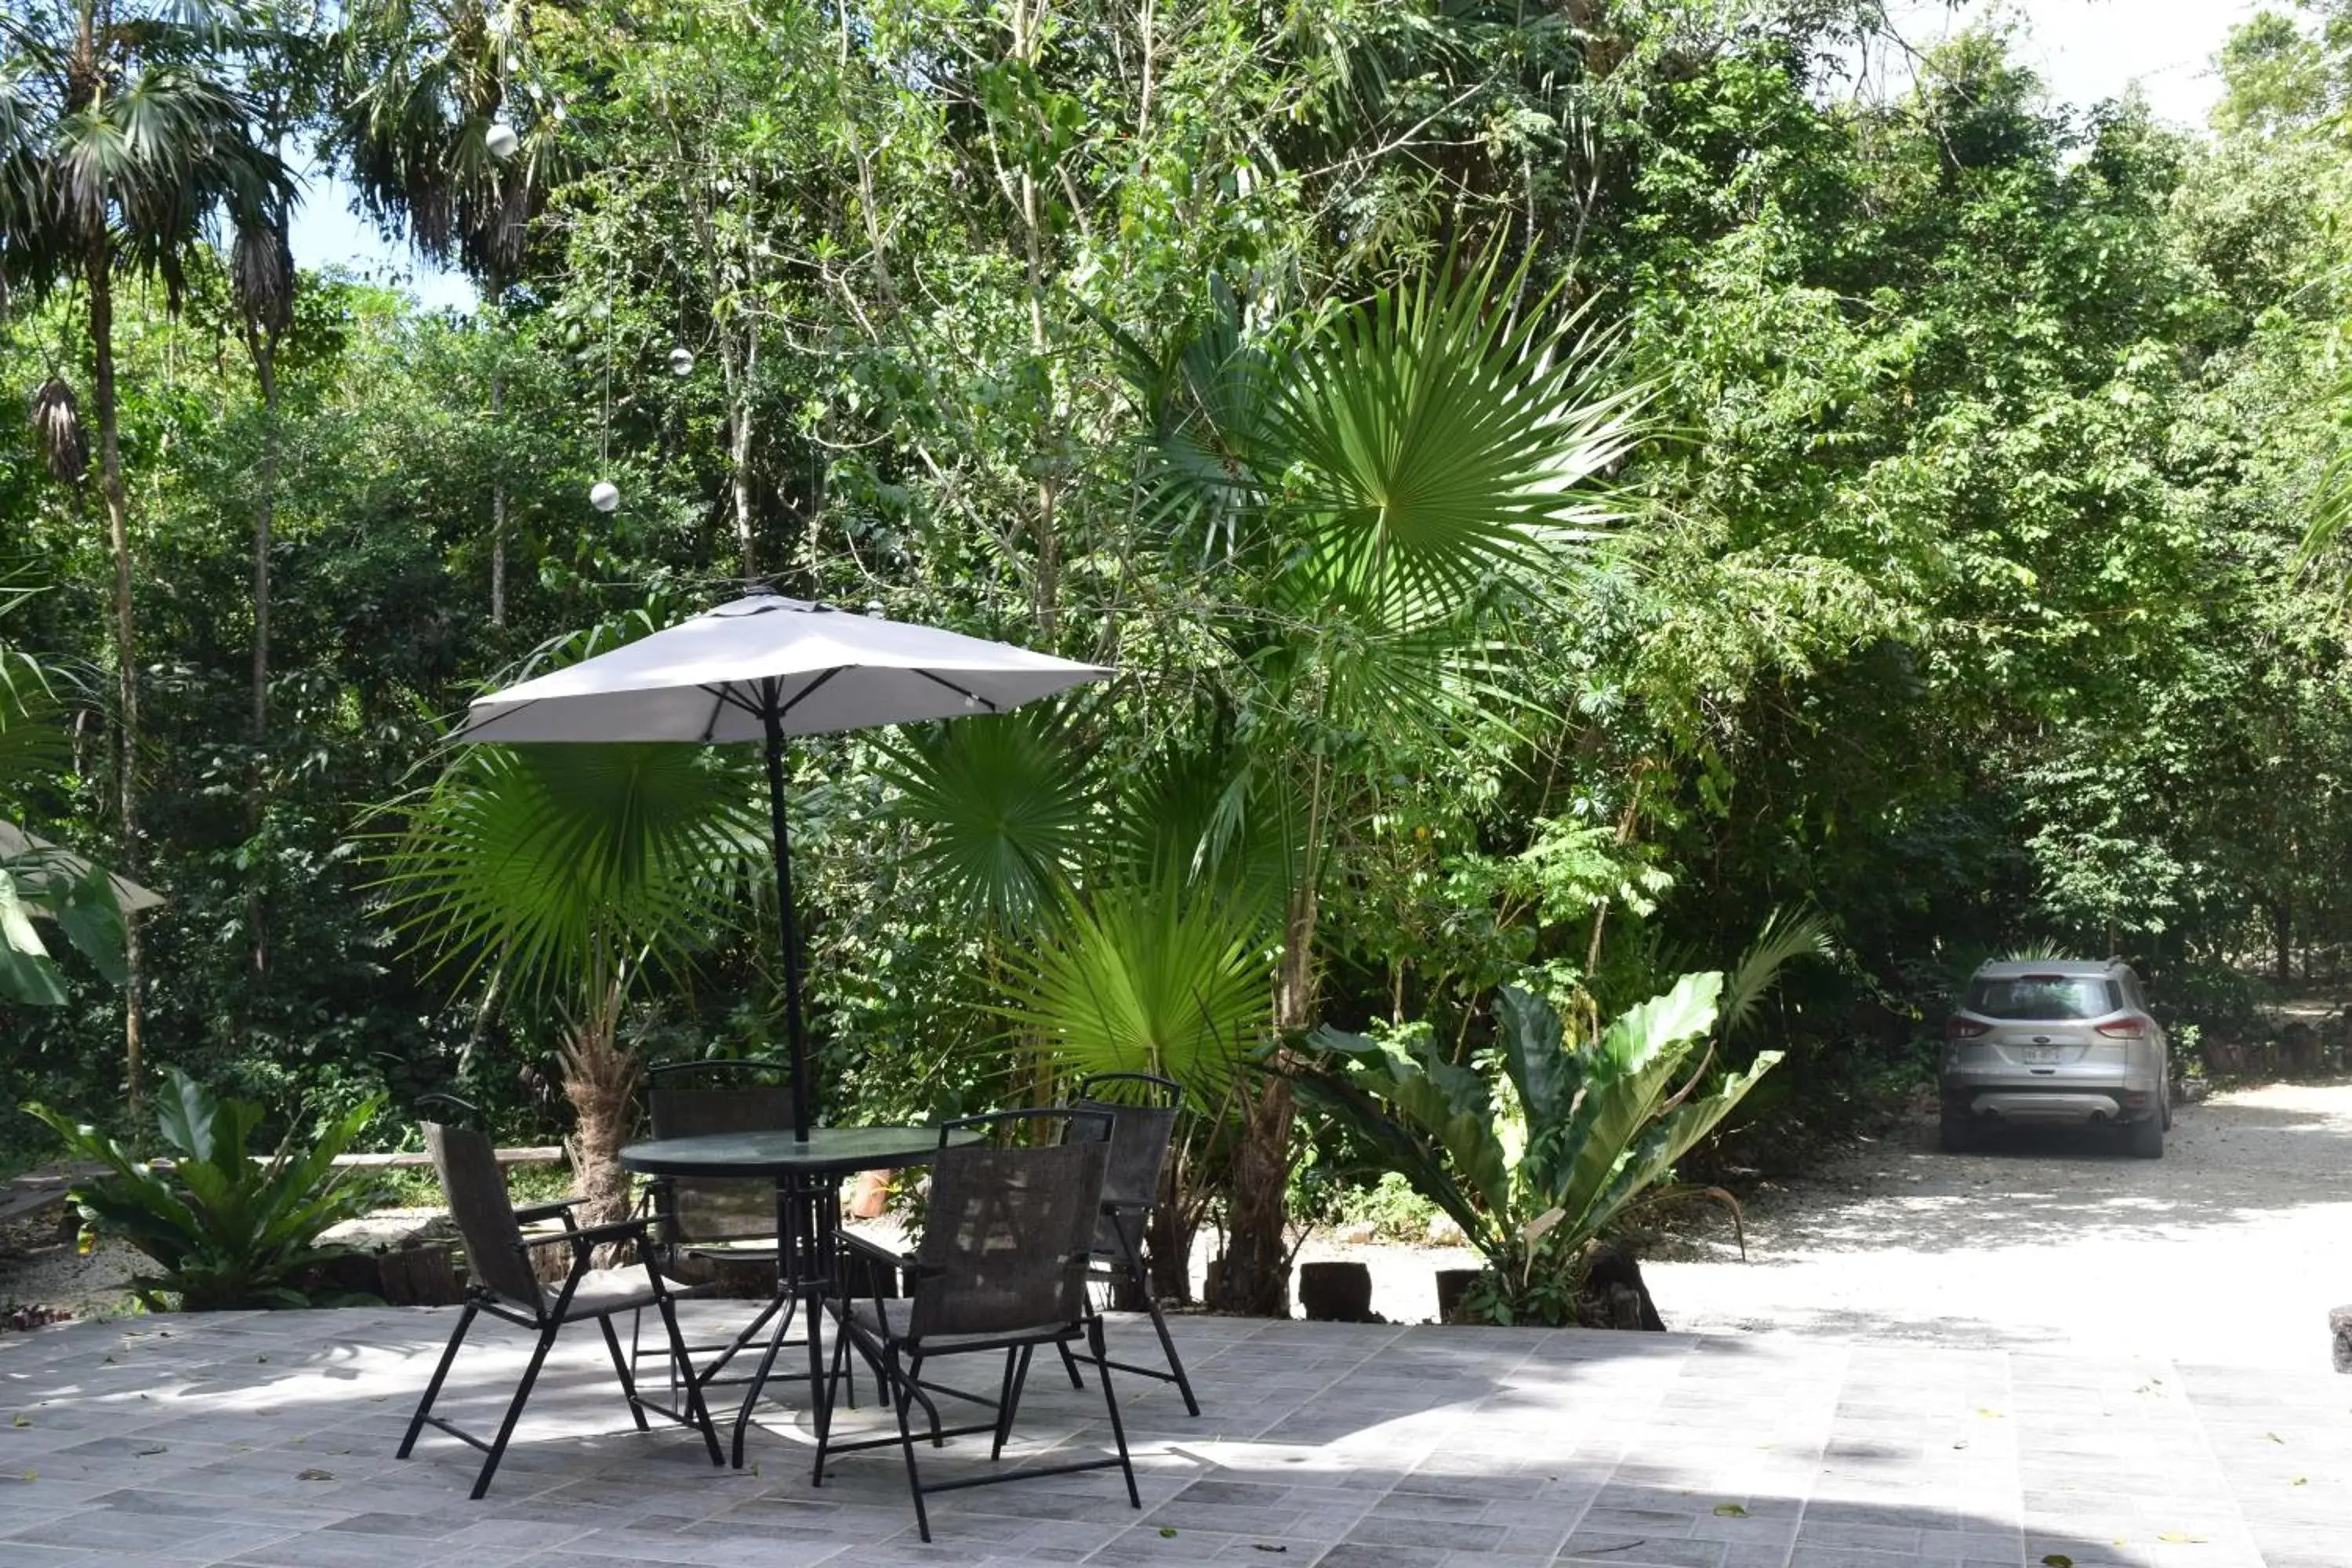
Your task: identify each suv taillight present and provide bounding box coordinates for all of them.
[2095,1016,2147,1039]
[1946,1018,1990,1040]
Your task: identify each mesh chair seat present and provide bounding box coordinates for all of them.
[848,1298,1061,1352]
[543,1269,699,1319]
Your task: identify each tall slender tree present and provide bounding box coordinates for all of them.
[332,0,556,625]
[0,0,291,1109]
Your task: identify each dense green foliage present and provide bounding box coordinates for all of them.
[24,1069,381,1309]
[11,2,2352,1300]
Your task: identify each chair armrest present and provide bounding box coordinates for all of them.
[517,1217,652,1253]
[514,1196,587,1225]
[840,1228,915,1271]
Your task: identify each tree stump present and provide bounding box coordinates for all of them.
[1298,1261,1376,1322]
[378,1243,463,1306]
[1434,1268,1482,1323]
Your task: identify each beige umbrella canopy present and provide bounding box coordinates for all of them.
[0,819,164,913]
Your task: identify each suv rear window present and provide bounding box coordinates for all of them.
[1965,975,2120,1020]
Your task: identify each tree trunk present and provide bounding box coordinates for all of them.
[1210,882,1319,1316]
[490,371,507,626]
[249,343,280,991]
[727,329,758,579]
[2274,898,2292,985]
[251,346,278,742]
[89,248,144,1116]
[558,1020,641,1231]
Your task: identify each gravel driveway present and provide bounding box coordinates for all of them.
[1642,1081,2352,1370]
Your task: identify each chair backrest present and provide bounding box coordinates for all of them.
[907,1110,1110,1342]
[1070,1074,1181,1252]
[646,1062,794,1243]
[423,1120,540,1308]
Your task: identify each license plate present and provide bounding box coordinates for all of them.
[2024,1046,2059,1065]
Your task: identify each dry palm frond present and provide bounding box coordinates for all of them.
[27,376,86,485]
[230,212,294,339]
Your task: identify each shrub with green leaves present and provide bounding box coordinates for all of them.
[1295,969,1789,1327]
[23,1069,384,1311]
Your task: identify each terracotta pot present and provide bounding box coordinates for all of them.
[849,1168,891,1220]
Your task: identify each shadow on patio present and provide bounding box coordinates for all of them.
[0,1304,2292,1567]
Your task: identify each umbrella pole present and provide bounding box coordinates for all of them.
[760,699,815,1141]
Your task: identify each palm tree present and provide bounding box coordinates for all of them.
[1116,252,1647,1312]
[378,736,766,1225]
[0,0,292,1108]
[332,0,556,625]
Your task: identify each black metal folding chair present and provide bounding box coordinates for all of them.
[811,1109,1141,1543]
[1054,1072,1200,1416]
[397,1102,721,1498]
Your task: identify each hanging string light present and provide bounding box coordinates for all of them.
[590,289,619,514]
[668,347,695,377]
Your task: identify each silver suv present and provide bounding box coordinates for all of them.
[1940,959,2170,1157]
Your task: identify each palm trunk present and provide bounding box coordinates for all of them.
[559,995,641,1231]
[1210,882,1315,1316]
[89,246,144,1116]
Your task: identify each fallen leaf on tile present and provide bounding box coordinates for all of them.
[2041,1555,2072,1567]
[1713,1503,1748,1517]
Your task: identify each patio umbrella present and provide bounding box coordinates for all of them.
[455,590,1111,1139]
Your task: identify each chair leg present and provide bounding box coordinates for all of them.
[1136,1274,1200,1417]
[989,1345,1022,1461]
[469,1323,561,1501]
[654,1292,724,1468]
[1116,1219,1198,1416]
[893,1347,932,1544]
[598,1314,652,1431]
[397,1301,477,1459]
[811,1320,857,1486]
[1057,1337,1085,1389]
[1087,1317,1142,1511]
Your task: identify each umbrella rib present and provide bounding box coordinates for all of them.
[698,684,742,740]
[778,667,844,718]
[910,669,998,712]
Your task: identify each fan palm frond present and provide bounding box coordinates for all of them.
[375,742,768,1004]
[877,712,1096,932]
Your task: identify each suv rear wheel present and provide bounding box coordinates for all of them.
[2126,1113,2163,1160]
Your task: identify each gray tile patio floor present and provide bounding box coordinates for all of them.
[1,1303,2344,1568]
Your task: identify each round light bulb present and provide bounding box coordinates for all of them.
[485,121,520,160]
[590,481,620,513]
[668,347,695,377]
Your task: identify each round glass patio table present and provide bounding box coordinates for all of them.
[619,1124,982,1467]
